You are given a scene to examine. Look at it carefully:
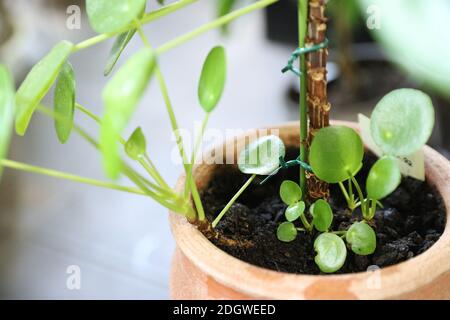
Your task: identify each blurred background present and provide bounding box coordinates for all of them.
[0,0,449,299]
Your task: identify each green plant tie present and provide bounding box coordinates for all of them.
[281,38,329,77]
[260,156,313,185]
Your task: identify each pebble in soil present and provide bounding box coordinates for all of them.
[200,148,446,275]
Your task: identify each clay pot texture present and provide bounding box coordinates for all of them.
[169,121,450,299]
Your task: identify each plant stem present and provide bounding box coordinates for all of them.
[351,175,368,217]
[339,180,359,211]
[368,198,377,220]
[298,0,308,199]
[122,164,195,218]
[75,103,101,123]
[1,159,146,196]
[155,0,279,55]
[75,103,170,190]
[143,154,169,189]
[72,0,199,52]
[332,230,347,235]
[299,212,313,232]
[191,113,210,170]
[137,25,206,221]
[36,105,188,212]
[212,174,256,228]
[154,66,206,220]
[184,112,210,198]
[338,181,350,202]
[73,0,277,55]
[348,177,354,202]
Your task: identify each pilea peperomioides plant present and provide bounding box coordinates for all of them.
[0,0,439,278]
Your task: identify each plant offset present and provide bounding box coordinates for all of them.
[0,0,441,275]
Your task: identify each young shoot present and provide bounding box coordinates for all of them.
[345,221,377,256]
[212,135,286,228]
[296,215,377,273]
[277,180,310,240]
[313,220,377,273]
[309,124,402,220]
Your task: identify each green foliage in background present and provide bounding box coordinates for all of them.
[359,0,450,99]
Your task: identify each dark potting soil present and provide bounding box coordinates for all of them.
[200,148,446,275]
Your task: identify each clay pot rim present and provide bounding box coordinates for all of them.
[170,121,450,299]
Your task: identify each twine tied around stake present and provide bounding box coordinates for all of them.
[260,156,313,185]
[281,38,329,77]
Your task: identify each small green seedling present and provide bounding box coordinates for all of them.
[277,221,298,242]
[363,155,401,219]
[345,221,376,255]
[275,179,378,272]
[309,126,364,184]
[212,135,286,228]
[309,125,402,220]
[310,125,364,211]
[277,180,309,241]
[276,180,358,273]
[314,233,347,273]
[285,201,305,222]
[277,180,334,242]
[310,199,333,232]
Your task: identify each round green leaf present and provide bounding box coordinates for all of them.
[309,126,364,183]
[370,89,435,156]
[277,222,297,242]
[54,62,75,144]
[125,127,147,160]
[86,0,146,34]
[198,46,227,112]
[0,65,14,181]
[238,135,285,175]
[314,233,347,273]
[100,48,155,179]
[285,201,305,222]
[366,156,401,200]
[279,180,302,205]
[346,221,376,256]
[15,40,74,136]
[311,199,333,232]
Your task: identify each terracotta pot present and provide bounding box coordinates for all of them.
[169,121,450,299]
